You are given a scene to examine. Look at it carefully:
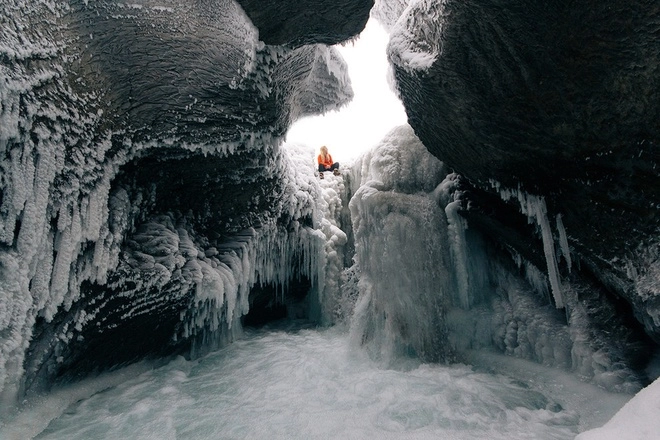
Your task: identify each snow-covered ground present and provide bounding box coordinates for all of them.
[575,377,660,439]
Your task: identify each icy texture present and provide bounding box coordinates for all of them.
[348,125,453,363]
[631,244,660,303]
[491,181,566,308]
[447,252,644,393]
[0,0,354,403]
[371,0,410,31]
[314,170,350,325]
[288,45,355,121]
[387,0,448,74]
[344,125,644,392]
[103,144,329,348]
[436,174,471,309]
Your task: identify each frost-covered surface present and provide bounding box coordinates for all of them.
[370,0,409,31]
[0,0,355,405]
[382,0,660,353]
[17,139,344,398]
[387,0,448,74]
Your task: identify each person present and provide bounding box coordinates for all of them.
[317,145,340,178]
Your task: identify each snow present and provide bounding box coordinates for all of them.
[575,377,660,440]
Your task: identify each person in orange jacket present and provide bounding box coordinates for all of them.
[317,145,340,178]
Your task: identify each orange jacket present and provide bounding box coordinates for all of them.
[318,153,334,168]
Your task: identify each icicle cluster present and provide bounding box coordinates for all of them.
[174,219,324,342]
[0,0,358,404]
[125,143,331,346]
[490,180,570,309]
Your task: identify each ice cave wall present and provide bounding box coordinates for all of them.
[347,125,651,393]
[382,0,660,342]
[0,0,659,412]
[0,0,371,405]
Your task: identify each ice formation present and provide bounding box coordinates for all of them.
[0,0,356,404]
[490,181,567,309]
[347,125,453,363]
[1,0,658,435]
[342,124,645,394]
[387,0,447,74]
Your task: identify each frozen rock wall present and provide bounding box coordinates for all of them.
[236,0,374,47]
[0,0,370,405]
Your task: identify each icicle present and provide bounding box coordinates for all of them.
[531,196,564,308]
[491,181,564,308]
[556,214,572,273]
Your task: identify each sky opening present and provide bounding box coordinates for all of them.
[285,19,408,163]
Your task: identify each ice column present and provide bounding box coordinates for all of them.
[437,174,471,309]
[348,125,453,362]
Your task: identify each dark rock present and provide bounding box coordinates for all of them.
[236,0,374,47]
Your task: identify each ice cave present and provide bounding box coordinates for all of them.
[0,0,659,439]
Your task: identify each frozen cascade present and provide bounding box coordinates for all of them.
[344,126,645,394]
[313,171,350,325]
[348,125,454,363]
[437,173,471,309]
